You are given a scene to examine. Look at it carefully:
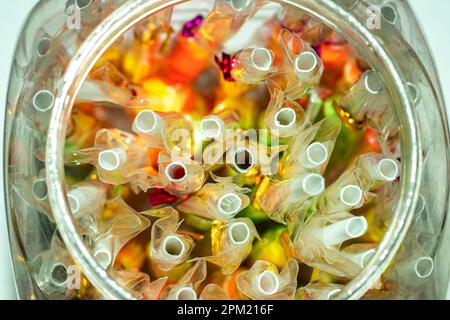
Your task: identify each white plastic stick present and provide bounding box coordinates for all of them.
[230,0,253,12]
[218,193,242,216]
[406,82,420,106]
[364,70,383,95]
[339,185,363,207]
[251,47,273,71]
[301,142,329,169]
[288,173,325,202]
[32,90,55,112]
[321,217,368,247]
[37,37,51,57]
[295,51,319,80]
[256,270,280,295]
[32,179,48,201]
[162,235,186,258]
[231,147,255,174]
[326,289,342,300]
[415,194,426,216]
[49,263,68,286]
[200,116,225,139]
[76,0,94,10]
[93,239,113,269]
[413,257,434,279]
[98,148,127,171]
[229,222,250,245]
[132,110,162,136]
[176,286,197,300]
[376,158,399,182]
[380,3,399,26]
[67,185,103,217]
[274,108,296,129]
[350,249,376,268]
[165,162,188,183]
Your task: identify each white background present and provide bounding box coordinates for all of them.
[0,0,449,300]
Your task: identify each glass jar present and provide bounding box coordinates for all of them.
[4,0,450,300]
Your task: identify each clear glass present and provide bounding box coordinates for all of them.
[4,0,449,300]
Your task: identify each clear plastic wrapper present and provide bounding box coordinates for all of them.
[158,153,206,196]
[237,258,298,300]
[12,169,53,221]
[280,116,341,179]
[31,232,75,299]
[177,181,251,221]
[296,283,344,300]
[92,197,150,270]
[209,218,259,274]
[77,63,148,108]
[231,47,277,84]
[317,171,366,214]
[149,210,195,271]
[162,259,228,300]
[199,110,240,141]
[270,29,324,101]
[66,182,107,236]
[224,134,287,179]
[354,152,400,193]
[264,88,308,138]
[132,110,193,152]
[339,70,389,126]
[110,270,151,300]
[292,212,369,277]
[257,173,325,224]
[74,128,155,191]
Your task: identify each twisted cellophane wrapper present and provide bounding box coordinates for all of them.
[257,174,324,224]
[149,210,195,271]
[12,169,54,221]
[384,233,435,294]
[353,152,401,193]
[110,270,172,300]
[202,129,242,170]
[264,88,309,138]
[231,47,277,84]
[270,29,324,101]
[66,181,107,237]
[110,270,152,300]
[199,0,265,49]
[224,134,287,177]
[76,128,159,192]
[296,283,344,300]
[198,109,240,143]
[208,218,259,275]
[162,259,229,300]
[133,110,193,153]
[31,232,75,299]
[204,133,285,187]
[340,70,389,124]
[237,259,298,300]
[292,212,366,278]
[280,116,341,179]
[92,197,151,270]
[158,153,206,196]
[317,170,367,214]
[78,62,148,108]
[177,181,251,221]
